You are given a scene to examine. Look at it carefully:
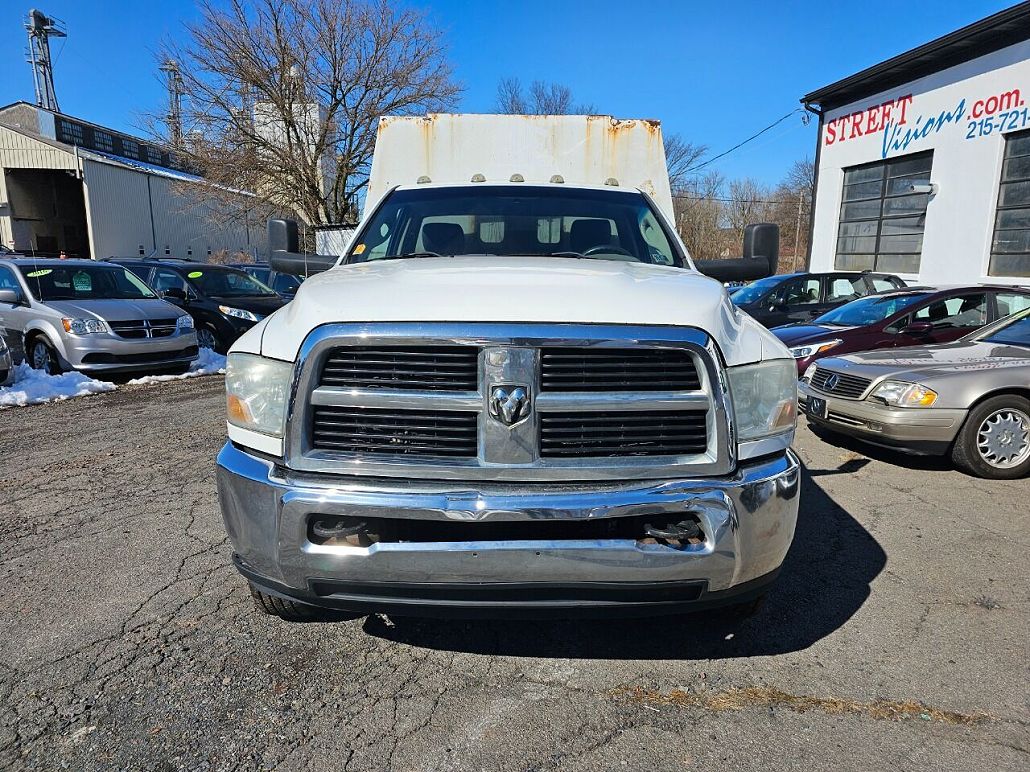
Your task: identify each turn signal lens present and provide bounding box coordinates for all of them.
[870,380,938,408]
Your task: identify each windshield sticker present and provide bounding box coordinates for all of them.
[187,271,203,278]
[72,272,92,291]
[25,269,52,278]
[352,244,366,255]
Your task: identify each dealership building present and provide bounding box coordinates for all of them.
[803,2,1030,284]
[0,101,263,259]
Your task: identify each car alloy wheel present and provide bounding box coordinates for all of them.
[197,328,218,350]
[31,340,57,374]
[976,407,1030,469]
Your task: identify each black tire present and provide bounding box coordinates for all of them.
[248,582,360,622]
[196,326,221,353]
[951,395,1030,480]
[27,335,63,375]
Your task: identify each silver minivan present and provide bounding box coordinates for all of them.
[0,258,198,375]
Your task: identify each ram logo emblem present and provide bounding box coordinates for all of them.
[489,385,530,426]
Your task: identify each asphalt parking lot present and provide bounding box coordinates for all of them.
[0,374,1027,771]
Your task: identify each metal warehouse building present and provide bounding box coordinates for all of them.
[803,2,1030,284]
[0,102,264,259]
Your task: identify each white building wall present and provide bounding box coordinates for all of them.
[810,40,1030,285]
[82,159,263,259]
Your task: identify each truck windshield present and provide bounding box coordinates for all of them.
[347,186,683,267]
[814,292,931,326]
[18,264,157,301]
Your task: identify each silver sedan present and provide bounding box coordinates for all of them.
[798,308,1030,479]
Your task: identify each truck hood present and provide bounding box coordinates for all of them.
[826,340,1030,381]
[46,298,185,322]
[251,256,783,366]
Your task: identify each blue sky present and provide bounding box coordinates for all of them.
[0,0,1017,185]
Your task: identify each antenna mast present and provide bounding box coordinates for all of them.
[25,8,66,112]
[159,59,184,146]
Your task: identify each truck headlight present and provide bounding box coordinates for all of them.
[219,305,261,322]
[727,359,798,441]
[62,317,109,335]
[790,339,842,359]
[870,380,938,408]
[177,314,194,330]
[225,353,293,436]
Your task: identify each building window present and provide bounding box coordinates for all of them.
[990,130,1030,277]
[93,130,114,153]
[146,146,164,165]
[835,151,933,274]
[122,138,139,159]
[57,119,83,145]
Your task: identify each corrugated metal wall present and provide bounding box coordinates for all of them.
[82,159,265,259]
[0,125,77,171]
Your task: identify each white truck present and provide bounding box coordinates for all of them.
[216,115,800,619]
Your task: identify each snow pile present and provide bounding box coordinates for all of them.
[126,348,228,385]
[0,363,117,408]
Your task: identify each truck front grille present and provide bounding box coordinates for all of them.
[540,348,700,392]
[810,367,872,399]
[539,410,708,457]
[320,346,478,390]
[310,406,478,457]
[292,324,728,481]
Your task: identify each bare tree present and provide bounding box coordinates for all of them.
[767,157,815,267]
[673,171,733,261]
[664,134,707,192]
[495,77,595,114]
[726,177,772,245]
[159,0,461,226]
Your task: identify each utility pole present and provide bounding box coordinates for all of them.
[159,59,184,146]
[25,9,66,112]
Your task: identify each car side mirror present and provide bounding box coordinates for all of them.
[161,287,188,302]
[0,288,23,305]
[694,223,780,282]
[901,321,933,335]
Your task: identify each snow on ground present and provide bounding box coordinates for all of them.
[126,349,227,385]
[0,364,117,408]
[0,349,227,409]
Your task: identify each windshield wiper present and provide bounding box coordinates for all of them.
[543,251,588,259]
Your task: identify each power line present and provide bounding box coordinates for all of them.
[672,193,804,205]
[684,108,808,174]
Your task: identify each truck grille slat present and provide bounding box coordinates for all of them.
[539,411,708,458]
[311,406,477,457]
[541,348,700,392]
[809,367,872,399]
[320,346,478,390]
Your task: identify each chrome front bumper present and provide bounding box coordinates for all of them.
[216,443,800,615]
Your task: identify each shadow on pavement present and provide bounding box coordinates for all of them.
[361,465,886,659]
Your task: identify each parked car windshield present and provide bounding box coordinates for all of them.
[729,276,784,305]
[980,311,1030,348]
[346,186,683,266]
[813,292,932,326]
[186,267,277,298]
[17,264,157,301]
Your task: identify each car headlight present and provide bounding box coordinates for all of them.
[225,353,294,437]
[801,363,817,384]
[790,339,842,359]
[62,317,109,335]
[176,314,194,330]
[870,380,938,408]
[727,359,798,441]
[219,305,260,322]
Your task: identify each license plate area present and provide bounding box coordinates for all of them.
[806,396,828,419]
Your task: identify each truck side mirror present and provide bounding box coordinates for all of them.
[268,218,338,276]
[694,223,780,283]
